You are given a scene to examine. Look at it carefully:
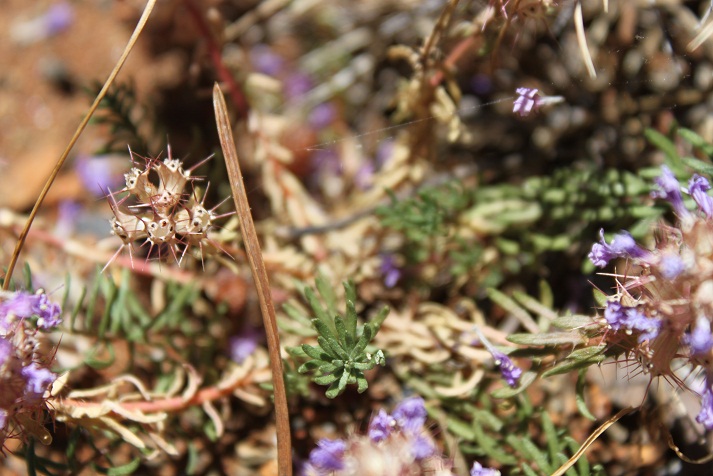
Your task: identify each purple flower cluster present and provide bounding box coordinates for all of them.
[588,230,651,268]
[603,301,661,342]
[309,438,347,472]
[1,291,62,445]
[0,291,62,331]
[590,166,713,430]
[304,397,451,474]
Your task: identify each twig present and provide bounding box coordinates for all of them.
[429,33,484,88]
[551,406,635,476]
[213,84,292,475]
[420,0,461,68]
[2,0,158,290]
[58,371,260,414]
[183,0,249,120]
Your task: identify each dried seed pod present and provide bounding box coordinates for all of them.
[155,158,190,197]
[123,167,157,203]
[151,189,182,217]
[146,216,177,245]
[107,190,148,243]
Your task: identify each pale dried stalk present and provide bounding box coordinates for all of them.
[213,83,292,476]
[574,1,596,79]
[2,0,158,290]
[688,19,713,52]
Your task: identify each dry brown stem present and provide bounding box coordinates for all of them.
[213,84,292,475]
[2,0,158,290]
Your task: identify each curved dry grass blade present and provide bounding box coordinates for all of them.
[574,1,596,79]
[213,83,292,476]
[2,0,158,290]
[551,407,635,476]
[689,19,713,52]
[665,426,713,464]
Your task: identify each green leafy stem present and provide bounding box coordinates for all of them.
[288,279,388,398]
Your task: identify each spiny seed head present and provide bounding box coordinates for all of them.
[106,146,233,268]
[591,167,713,429]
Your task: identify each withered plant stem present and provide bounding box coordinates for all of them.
[213,84,292,475]
[2,0,158,290]
[551,406,634,476]
[59,375,252,414]
[420,0,460,68]
[183,0,249,120]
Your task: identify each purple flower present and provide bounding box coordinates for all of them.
[309,103,337,129]
[471,461,501,476]
[652,166,690,218]
[309,438,346,472]
[689,317,713,356]
[492,349,522,387]
[0,339,12,366]
[285,72,313,102]
[34,294,62,329]
[22,364,56,398]
[0,292,62,330]
[393,396,427,434]
[512,87,563,117]
[229,329,259,364]
[697,383,713,430]
[603,301,661,342]
[659,254,685,280]
[603,301,626,330]
[688,174,713,219]
[0,409,7,430]
[354,162,375,190]
[75,154,126,197]
[368,409,395,442]
[0,292,37,321]
[44,2,74,36]
[513,88,541,117]
[411,435,435,460]
[380,254,401,289]
[588,229,651,268]
[473,326,522,387]
[250,45,284,77]
[626,310,661,342]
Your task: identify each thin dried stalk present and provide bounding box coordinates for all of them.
[574,1,597,79]
[2,0,158,290]
[420,0,460,67]
[688,19,713,52]
[213,83,292,476]
[551,407,635,476]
